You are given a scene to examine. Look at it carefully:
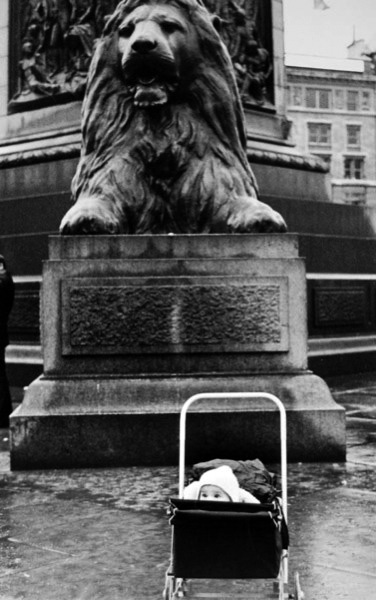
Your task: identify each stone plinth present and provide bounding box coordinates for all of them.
[10,234,346,468]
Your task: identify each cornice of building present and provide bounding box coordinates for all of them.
[0,131,81,169]
[332,179,376,187]
[0,128,327,175]
[247,140,328,173]
[286,107,376,117]
[286,67,376,85]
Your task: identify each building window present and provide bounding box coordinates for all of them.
[344,157,365,179]
[361,91,371,111]
[289,85,303,106]
[306,88,331,109]
[347,91,359,111]
[334,89,345,110]
[308,123,331,146]
[346,125,361,149]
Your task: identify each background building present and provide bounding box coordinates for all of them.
[286,54,376,205]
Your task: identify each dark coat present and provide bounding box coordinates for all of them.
[0,269,14,347]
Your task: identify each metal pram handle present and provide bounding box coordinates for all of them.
[178,392,288,523]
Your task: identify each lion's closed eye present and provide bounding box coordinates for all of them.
[160,20,185,35]
[119,22,135,37]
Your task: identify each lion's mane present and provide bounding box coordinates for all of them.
[62,0,286,234]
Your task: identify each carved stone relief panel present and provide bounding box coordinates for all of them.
[203,0,273,107]
[9,0,273,111]
[61,277,288,355]
[314,287,368,328]
[9,0,119,110]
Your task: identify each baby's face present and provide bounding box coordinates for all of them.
[198,484,231,502]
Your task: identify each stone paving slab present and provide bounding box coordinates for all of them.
[0,374,376,599]
[0,467,173,600]
[288,487,376,600]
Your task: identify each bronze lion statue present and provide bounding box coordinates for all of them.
[60,0,287,234]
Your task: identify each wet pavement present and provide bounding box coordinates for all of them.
[1,374,376,599]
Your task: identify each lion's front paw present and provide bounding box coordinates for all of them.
[227,199,287,233]
[59,198,122,235]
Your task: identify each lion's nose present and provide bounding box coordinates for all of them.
[132,37,157,54]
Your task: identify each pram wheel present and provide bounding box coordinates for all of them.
[163,573,187,599]
[162,576,171,599]
[293,571,304,600]
[163,572,173,600]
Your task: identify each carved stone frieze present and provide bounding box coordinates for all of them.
[11,0,119,109]
[10,0,272,110]
[203,0,272,106]
[62,279,287,355]
[314,287,367,328]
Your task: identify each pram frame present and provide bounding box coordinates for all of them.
[164,392,302,600]
[179,393,288,527]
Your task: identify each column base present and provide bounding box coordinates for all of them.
[10,371,346,469]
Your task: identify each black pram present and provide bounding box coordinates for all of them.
[163,392,304,600]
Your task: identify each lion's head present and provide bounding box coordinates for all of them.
[117,3,201,107]
[80,0,248,164]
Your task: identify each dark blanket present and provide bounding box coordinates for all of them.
[189,458,280,503]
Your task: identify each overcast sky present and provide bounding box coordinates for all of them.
[283,0,376,58]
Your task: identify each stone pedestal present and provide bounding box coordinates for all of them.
[10,234,346,468]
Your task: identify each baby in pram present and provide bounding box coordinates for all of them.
[183,465,260,503]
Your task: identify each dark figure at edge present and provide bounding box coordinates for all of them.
[0,256,14,428]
